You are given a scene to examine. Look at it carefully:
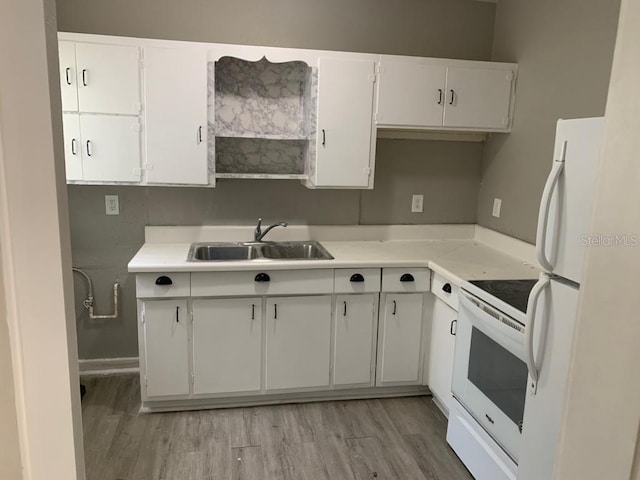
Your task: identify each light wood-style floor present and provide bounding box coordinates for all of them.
[81,374,472,480]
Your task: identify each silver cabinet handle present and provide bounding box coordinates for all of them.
[197,126,203,144]
[82,69,88,86]
[65,67,72,85]
[86,140,92,157]
[71,138,77,155]
[437,89,443,105]
[450,319,457,336]
[392,300,397,316]
[322,129,326,147]
[449,89,455,105]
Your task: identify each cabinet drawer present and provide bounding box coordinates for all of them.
[191,269,334,297]
[431,271,459,310]
[334,269,381,293]
[382,268,430,292]
[136,273,190,298]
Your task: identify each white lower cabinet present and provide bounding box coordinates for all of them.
[136,267,438,409]
[333,294,378,387]
[428,297,457,414]
[265,296,332,390]
[192,298,262,395]
[142,299,189,398]
[376,293,425,385]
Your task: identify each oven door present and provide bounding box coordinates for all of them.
[451,290,528,463]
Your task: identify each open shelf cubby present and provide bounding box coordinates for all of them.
[209,56,317,178]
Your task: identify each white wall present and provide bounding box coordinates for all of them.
[0,0,84,478]
[554,0,640,477]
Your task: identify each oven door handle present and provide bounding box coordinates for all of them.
[459,292,525,360]
[525,273,550,396]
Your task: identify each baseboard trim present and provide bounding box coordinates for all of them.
[140,385,431,413]
[78,357,139,376]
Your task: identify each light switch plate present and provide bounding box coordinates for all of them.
[412,194,424,213]
[105,195,120,215]
[492,198,502,218]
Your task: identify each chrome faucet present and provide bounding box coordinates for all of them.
[254,217,288,242]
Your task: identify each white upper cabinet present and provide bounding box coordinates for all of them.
[376,55,516,132]
[376,60,446,128]
[143,46,208,185]
[443,66,514,130]
[58,41,78,111]
[79,115,141,182]
[58,33,518,187]
[62,113,83,181]
[312,58,376,189]
[74,43,141,115]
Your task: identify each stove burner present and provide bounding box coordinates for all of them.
[468,279,538,314]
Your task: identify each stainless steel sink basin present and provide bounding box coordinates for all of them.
[189,243,260,261]
[187,241,333,262]
[260,241,334,260]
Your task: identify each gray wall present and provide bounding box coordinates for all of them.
[56,0,496,60]
[57,0,497,359]
[477,0,621,242]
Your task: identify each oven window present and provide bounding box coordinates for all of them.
[468,327,528,427]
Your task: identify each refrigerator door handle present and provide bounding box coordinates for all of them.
[525,273,550,396]
[536,145,566,272]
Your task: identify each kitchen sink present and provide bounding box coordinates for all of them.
[187,241,334,262]
[259,241,334,260]
[189,243,261,261]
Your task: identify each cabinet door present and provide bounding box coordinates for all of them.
[314,58,375,188]
[376,60,446,127]
[192,298,262,395]
[443,66,514,130]
[58,41,78,111]
[334,294,378,387]
[428,298,457,414]
[144,47,208,185]
[62,113,83,181]
[377,293,424,385]
[142,300,189,398]
[75,43,141,115]
[79,115,141,182]
[265,296,332,390]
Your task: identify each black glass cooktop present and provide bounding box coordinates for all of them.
[469,279,538,313]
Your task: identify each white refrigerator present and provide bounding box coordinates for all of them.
[518,117,605,480]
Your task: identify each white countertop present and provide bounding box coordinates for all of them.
[128,234,539,286]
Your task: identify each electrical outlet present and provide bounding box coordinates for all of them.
[492,198,502,218]
[411,194,424,213]
[105,195,120,215]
